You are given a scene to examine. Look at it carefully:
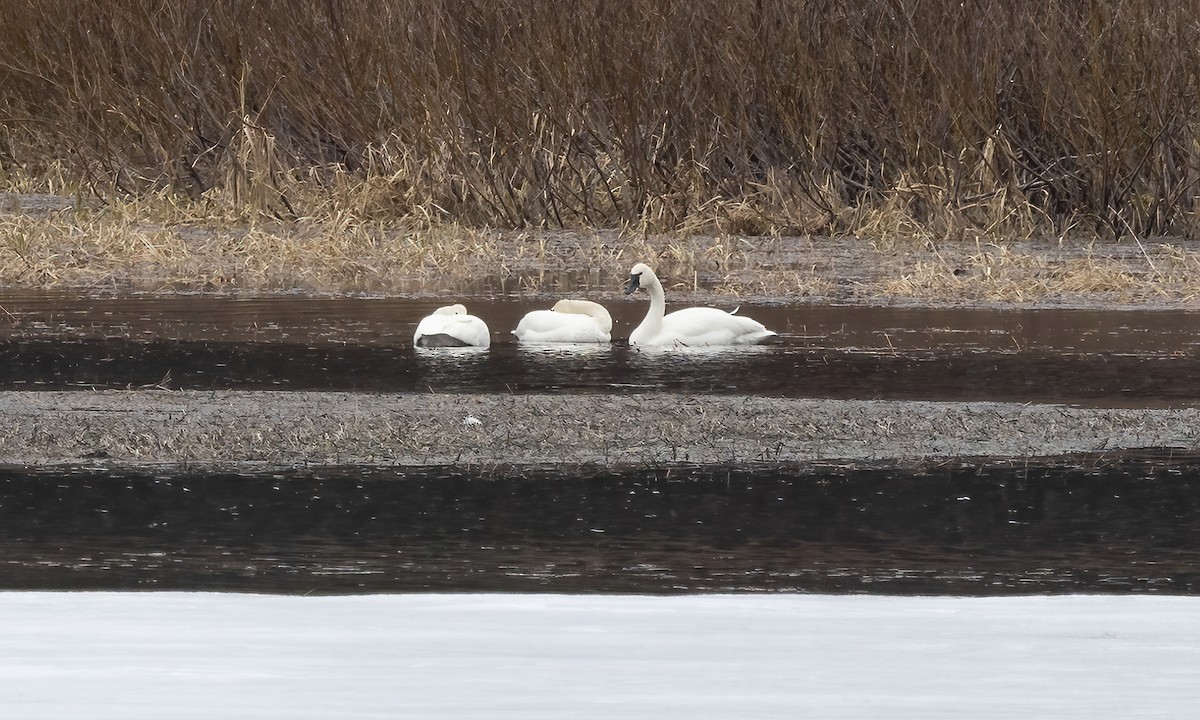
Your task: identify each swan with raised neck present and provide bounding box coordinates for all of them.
[624,263,776,347]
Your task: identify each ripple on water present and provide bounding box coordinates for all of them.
[1,456,1199,594]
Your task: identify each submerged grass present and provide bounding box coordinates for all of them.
[2,0,1200,241]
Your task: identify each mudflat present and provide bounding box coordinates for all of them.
[2,390,1196,470]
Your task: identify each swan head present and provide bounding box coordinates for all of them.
[551,299,589,314]
[433,303,468,316]
[624,263,655,294]
[552,299,613,333]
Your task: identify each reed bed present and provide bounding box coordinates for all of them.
[1,0,1199,241]
[0,207,844,296]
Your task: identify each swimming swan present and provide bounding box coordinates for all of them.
[623,263,777,346]
[413,304,491,348]
[513,299,613,343]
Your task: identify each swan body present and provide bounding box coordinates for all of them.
[513,299,613,343]
[413,304,491,348]
[624,263,776,347]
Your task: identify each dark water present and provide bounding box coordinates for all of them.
[2,294,1199,595]
[0,293,1198,405]
[2,453,1199,595]
[4,339,1200,406]
[3,292,1198,353]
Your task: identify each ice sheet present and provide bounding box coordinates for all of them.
[0,592,1196,719]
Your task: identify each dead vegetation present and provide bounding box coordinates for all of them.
[1,390,1197,468]
[4,202,1200,304]
[4,1,1200,304]
[2,0,1200,241]
[880,240,1200,304]
[0,206,826,295]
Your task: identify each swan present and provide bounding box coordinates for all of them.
[413,304,491,348]
[513,299,613,343]
[623,263,777,346]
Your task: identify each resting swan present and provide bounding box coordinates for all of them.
[413,304,491,348]
[624,263,777,346]
[513,299,613,343]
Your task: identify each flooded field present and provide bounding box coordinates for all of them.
[1,293,1198,594]
[0,293,1197,405]
[1,453,1198,595]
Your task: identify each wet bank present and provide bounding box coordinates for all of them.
[0,391,1196,468]
[2,453,1199,595]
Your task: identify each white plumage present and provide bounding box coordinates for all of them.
[413,304,491,348]
[623,263,776,347]
[513,299,613,344]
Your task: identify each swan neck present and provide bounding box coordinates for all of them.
[649,280,665,320]
[634,277,666,341]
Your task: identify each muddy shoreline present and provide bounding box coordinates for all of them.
[1,390,1196,471]
[6,192,1200,309]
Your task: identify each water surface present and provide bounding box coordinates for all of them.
[1,453,1197,595]
[2,291,1197,354]
[0,293,1197,405]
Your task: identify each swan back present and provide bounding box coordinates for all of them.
[414,304,491,348]
[656,307,776,346]
[513,299,612,343]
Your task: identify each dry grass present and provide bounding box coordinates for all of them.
[5,202,1200,304]
[0,209,504,292]
[2,0,1200,240]
[881,241,1200,303]
[0,207,816,296]
[5,0,1200,303]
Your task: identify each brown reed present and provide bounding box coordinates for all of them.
[2,0,1199,239]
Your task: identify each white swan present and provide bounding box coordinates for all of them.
[513,299,613,343]
[413,304,491,348]
[623,263,777,346]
